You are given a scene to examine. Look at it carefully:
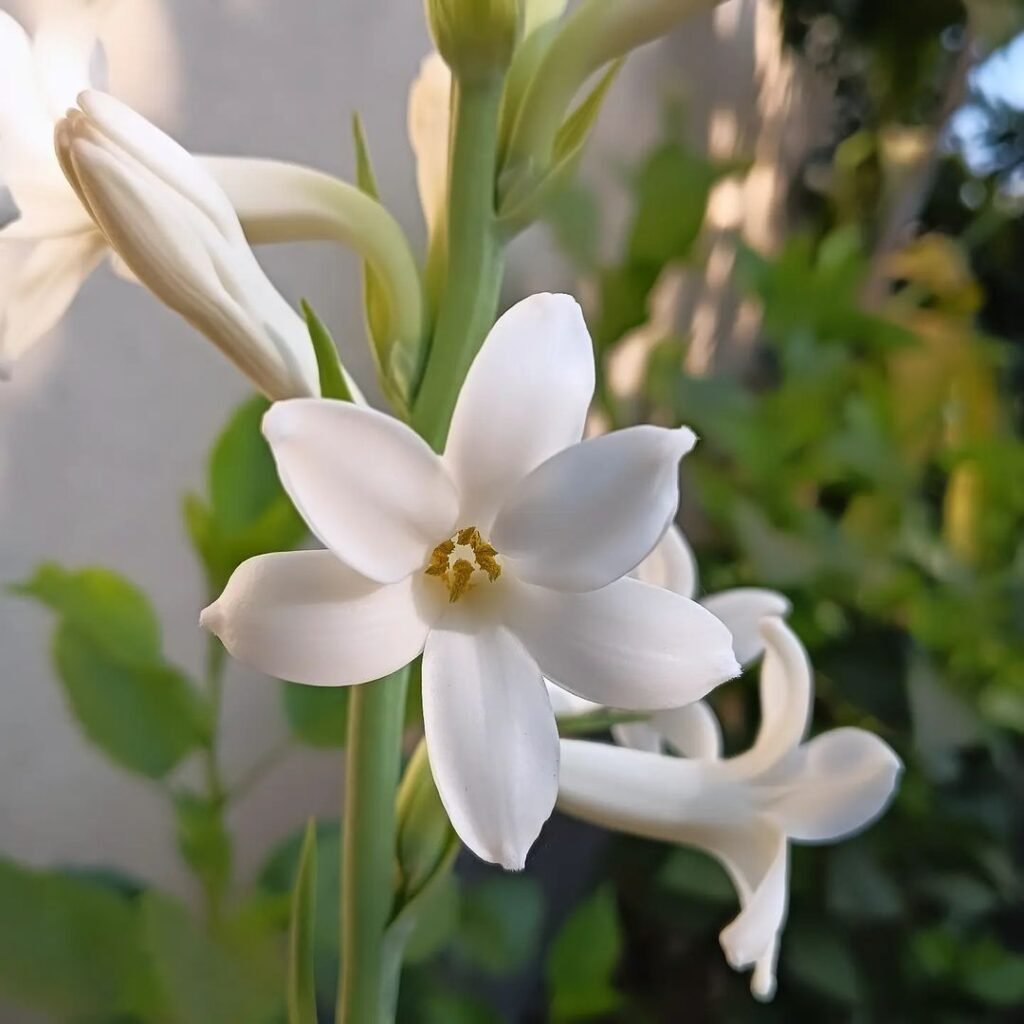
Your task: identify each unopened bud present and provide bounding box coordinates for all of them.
[425,0,520,81]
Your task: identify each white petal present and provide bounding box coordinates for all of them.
[715,825,789,1000]
[731,617,812,777]
[494,426,696,592]
[77,90,243,243]
[632,523,698,598]
[422,623,558,869]
[653,702,724,759]
[506,577,739,711]
[0,12,53,166]
[444,294,595,527]
[33,10,105,118]
[263,401,458,584]
[701,588,791,666]
[407,53,451,234]
[765,728,902,842]
[0,233,105,369]
[610,720,664,754]
[200,550,433,686]
[545,680,601,718]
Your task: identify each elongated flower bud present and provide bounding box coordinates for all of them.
[425,0,519,81]
[54,90,323,401]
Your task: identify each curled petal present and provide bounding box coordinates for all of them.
[610,720,663,754]
[701,588,791,667]
[508,577,739,711]
[423,623,558,869]
[200,550,434,687]
[263,400,459,584]
[632,523,698,598]
[444,293,595,527]
[731,617,812,777]
[494,426,696,592]
[545,680,601,718]
[653,702,723,760]
[765,728,902,842]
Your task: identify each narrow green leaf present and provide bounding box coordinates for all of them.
[302,300,355,403]
[283,684,350,748]
[546,885,623,1021]
[52,624,207,778]
[288,820,318,1024]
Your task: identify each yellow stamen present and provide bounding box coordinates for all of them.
[424,526,503,600]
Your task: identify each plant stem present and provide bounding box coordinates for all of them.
[336,666,409,1024]
[412,75,506,450]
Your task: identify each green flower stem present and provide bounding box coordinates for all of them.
[336,666,410,1024]
[200,635,229,928]
[412,75,506,450]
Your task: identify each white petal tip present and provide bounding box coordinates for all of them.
[675,426,698,456]
[199,602,223,635]
[751,973,777,1002]
[757,615,791,646]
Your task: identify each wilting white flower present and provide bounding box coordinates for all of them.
[547,524,790,750]
[55,90,350,401]
[201,292,740,869]
[0,5,109,371]
[558,617,901,1000]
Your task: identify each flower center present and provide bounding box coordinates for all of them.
[425,526,502,603]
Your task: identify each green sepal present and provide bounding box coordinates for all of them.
[287,820,319,1024]
[497,60,621,236]
[302,299,355,402]
[351,114,418,417]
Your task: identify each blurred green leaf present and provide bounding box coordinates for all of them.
[454,873,544,975]
[960,939,1024,1005]
[547,885,623,1021]
[14,564,209,777]
[141,893,282,1024]
[184,395,306,594]
[784,924,864,1005]
[826,844,905,922]
[0,859,160,1019]
[174,794,232,905]
[657,847,735,904]
[283,683,350,748]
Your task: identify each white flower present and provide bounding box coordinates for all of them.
[201,293,740,869]
[55,90,351,401]
[558,616,902,1000]
[0,6,109,372]
[407,53,451,238]
[547,524,790,748]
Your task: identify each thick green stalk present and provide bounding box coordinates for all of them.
[412,75,506,450]
[336,666,409,1024]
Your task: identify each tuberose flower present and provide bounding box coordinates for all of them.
[201,293,740,868]
[558,616,901,999]
[55,90,348,401]
[0,6,109,372]
[547,524,790,751]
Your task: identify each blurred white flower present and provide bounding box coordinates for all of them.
[547,523,790,748]
[55,91,346,400]
[558,616,902,1000]
[407,53,451,238]
[0,5,109,372]
[201,292,740,869]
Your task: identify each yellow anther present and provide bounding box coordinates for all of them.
[448,559,475,602]
[425,526,503,601]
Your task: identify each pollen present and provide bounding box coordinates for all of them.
[425,526,503,601]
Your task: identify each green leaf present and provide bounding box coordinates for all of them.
[52,623,207,778]
[283,683,350,748]
[141,893,283,1024]
[960,939,1024,1005]
[0,858,160,1018]
[185,395,307,594]
[288,820,318,1024]
[546,885,623,1021]
[784,924,864,1006]
[259,821,341,1007]
[302,299,355,403]
[174,794,232,905]
[12,564,160,665]
[826,845,905,922]
[498,61,622,234]
[658,846,736,904]
[454,874,544,975]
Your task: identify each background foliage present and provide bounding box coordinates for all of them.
[3,2,1024,1021]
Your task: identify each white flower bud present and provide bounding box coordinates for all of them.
[425,0,520,81]
[55,90,322,400]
